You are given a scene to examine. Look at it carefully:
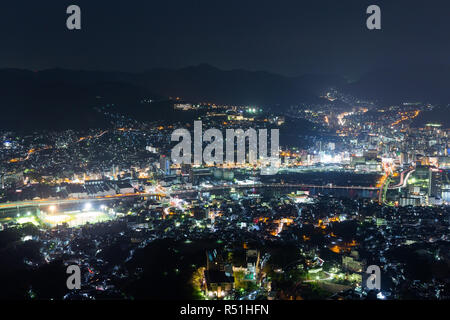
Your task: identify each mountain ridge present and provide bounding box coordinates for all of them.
[1,63,449,130]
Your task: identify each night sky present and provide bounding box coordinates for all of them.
[1,0,450,78]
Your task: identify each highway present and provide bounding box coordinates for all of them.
[389,169,414,189]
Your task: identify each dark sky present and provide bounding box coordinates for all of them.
[1,0,450,78]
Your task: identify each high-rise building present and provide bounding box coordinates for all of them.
[159,155,171,175]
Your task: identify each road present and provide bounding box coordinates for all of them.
[389,169,414,189]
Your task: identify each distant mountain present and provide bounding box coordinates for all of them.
[0,65,346,130]
[135,64,345,106]
[344,64,450,105]
[3,63,450,130]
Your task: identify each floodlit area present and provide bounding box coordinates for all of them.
[16,216,39,226]
[42,210,112,227]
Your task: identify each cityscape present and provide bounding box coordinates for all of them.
[0,0,449,308]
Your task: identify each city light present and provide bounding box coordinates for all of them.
[0,2,448,304]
